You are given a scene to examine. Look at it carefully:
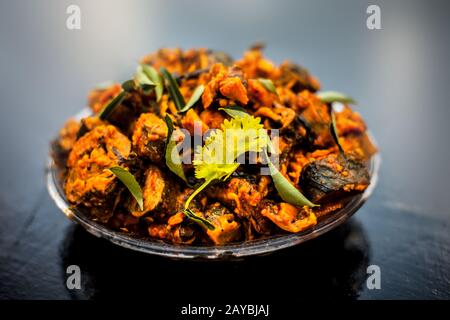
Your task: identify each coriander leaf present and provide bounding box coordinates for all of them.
[185,113,267,212]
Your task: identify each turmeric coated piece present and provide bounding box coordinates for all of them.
[65,125,131,209]
[260,201,317,233]
[132,113,168,164]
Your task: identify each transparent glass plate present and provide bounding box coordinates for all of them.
[47,109,380,259]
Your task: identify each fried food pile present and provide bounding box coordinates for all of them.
[53,46,377,245]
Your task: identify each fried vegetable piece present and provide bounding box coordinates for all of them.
[65,125,131,221]
[204,202,241,245]
[200,109,226,129]
[300,154,370,203]
[202,64,249,108]
[335,106,366,136]
[56,118,81,152]
[298,91,333,148]
[148,223,197,244]
[248,79,277,108]
[132,113,168,164]
[259,200,317,233]
[276,61,320,93]
[236,47,278,79]
[219,76,249,105]
[207,176,273,237]
[140,48,233,75]
[181,109,209,135]
[207,177,265,217]
[130,165,179,217]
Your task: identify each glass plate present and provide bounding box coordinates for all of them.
[47,109,381,259]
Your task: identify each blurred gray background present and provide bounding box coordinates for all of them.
[0,0,450,300]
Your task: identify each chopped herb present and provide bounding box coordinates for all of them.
[160,67,185,110]
[121,79,136,92]
[184,112,267,214]
[164,115,188,183]
[98,91,126,120]
[218,106,249,119]
[183,208,215,230]
[179,85,204,113]
[330,110,345,155]
[257,78,277,95]
[134,66,156,93]
[221,107,316,208]
[141,65,163,102]
[109,166,143,211]
[317,91,356,105]
[265,151,317,207]
[94,81,115,90]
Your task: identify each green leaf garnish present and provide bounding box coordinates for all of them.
[160,67,185,110]
[330,110,345,155]
[142,65,163,102]
[265,151,317,207]
[218,106,249,119]
[179,85,204,113]
[222,106,316,207]
[94,81,115,90]
[183,208,215,230]
[257,78,277,95]
[184,112,267,212]
[317,91,356,104]
[109,166,143,211]
[134,66,156,93]
[121,79,136,92]
[98,91,126,120]
[164,115,188,183]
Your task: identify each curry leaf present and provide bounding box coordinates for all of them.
[94,81,115,90]
[265,152,317,207]
[121,79,136,92]
[164,115,188,183]
[183,208,215,230]
[330,110,345,155]
[179,85,204,113]
[134,66,156,93]
[109,166,143,211]
[317,91,356,104]
[160,67,185,110]
[98,91,127,120]
[257,78,277,95]
[218,106,249,119]
[142,65,163,102]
